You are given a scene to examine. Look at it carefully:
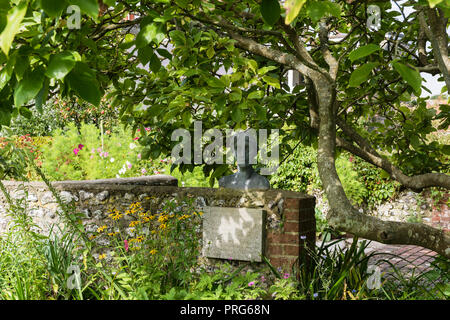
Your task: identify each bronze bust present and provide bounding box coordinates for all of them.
[219,130,270,190]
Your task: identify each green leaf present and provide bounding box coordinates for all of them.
[149,53,161,73]
[231,104,244,123]
[66,62,101,106]
[348,62,378,87]
[35,78,49,113]
[45,51,76,80]
[428,0,444,8]
[40,0,67,17]
[14,68,44,107]
[138,46,153,66]
[254,105,267,120]
[206,46,215,59]
[67,0,99,19]
[156,48,172,60]
[169,30,186,46]
[206,77,226,89]
[248,90,264,99]
[260,0,281,26]
[348,44,380,62]
[392,61,422,95]
[19,106,32,119]
[324,1,341,17]
[410,135,421,150]
[0,109,11,126]
[0,58,13,90]
[262,75,280,89]
[284,0,307,24]
[0,0,10,11]
[181,111,191,128]
[136,22,164,48]
[306,1,327,23]
[0,1,28,56]
[229,88,242,102]
[258,66,278,75]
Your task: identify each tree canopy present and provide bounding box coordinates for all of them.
[0,0,449,256]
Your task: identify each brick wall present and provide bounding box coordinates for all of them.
[431,192,449,232]
[266,197,316,271]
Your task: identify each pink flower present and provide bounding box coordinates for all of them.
[97,147,102,153]
[73,148,80,155]
[141,168,147,174]
[78,144,84,150]
[283,273,290,279]
[349,156,354,162]
[248,281,255,287]
[124,239,129,252]
[145,127,151,132]
[91,148,95,153]
[134,137,139,141]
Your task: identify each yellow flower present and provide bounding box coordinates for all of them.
[138,211,147,218]
[178,214,192,221]
[151,230,157,234]
[150,249,158,255]
[97,225,107,233]
[159,223,167,230]
[98,253,106,260]
[158,214,168,223]
[89,235,97,240]
[108,209,123,220]
[130,235,144,243]
[107,232,118,237]
[129,220,140,227]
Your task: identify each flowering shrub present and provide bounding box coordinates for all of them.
[40,123,166,181]
[0,134,51,180]
[86,198,204,297]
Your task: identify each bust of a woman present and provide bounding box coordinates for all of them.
[218,131,270,190]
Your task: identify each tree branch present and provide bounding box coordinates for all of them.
[418,8,450,92]
[335,118,450,190]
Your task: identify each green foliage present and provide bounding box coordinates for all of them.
[270,144,321,193]
[351,156,401,208]
[335,155,368,205]
[39,123,165,181]
[271,144,394,207]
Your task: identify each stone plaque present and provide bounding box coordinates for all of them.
[202,206,266,262]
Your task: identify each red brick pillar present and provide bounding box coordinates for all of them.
[432,192,449,231]
[266,196,316,272]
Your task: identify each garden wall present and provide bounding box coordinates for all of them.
[0,176,316,271]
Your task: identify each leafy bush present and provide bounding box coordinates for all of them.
[270,145,321,193]
[335,155,368,205]
[8,96,120,137]
[351,155,400,208]
[40,123,165,181]
[271,143,400,207]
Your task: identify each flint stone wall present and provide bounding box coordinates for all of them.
[0,175,315,270]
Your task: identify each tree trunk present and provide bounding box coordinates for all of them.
[312,75,450,258]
